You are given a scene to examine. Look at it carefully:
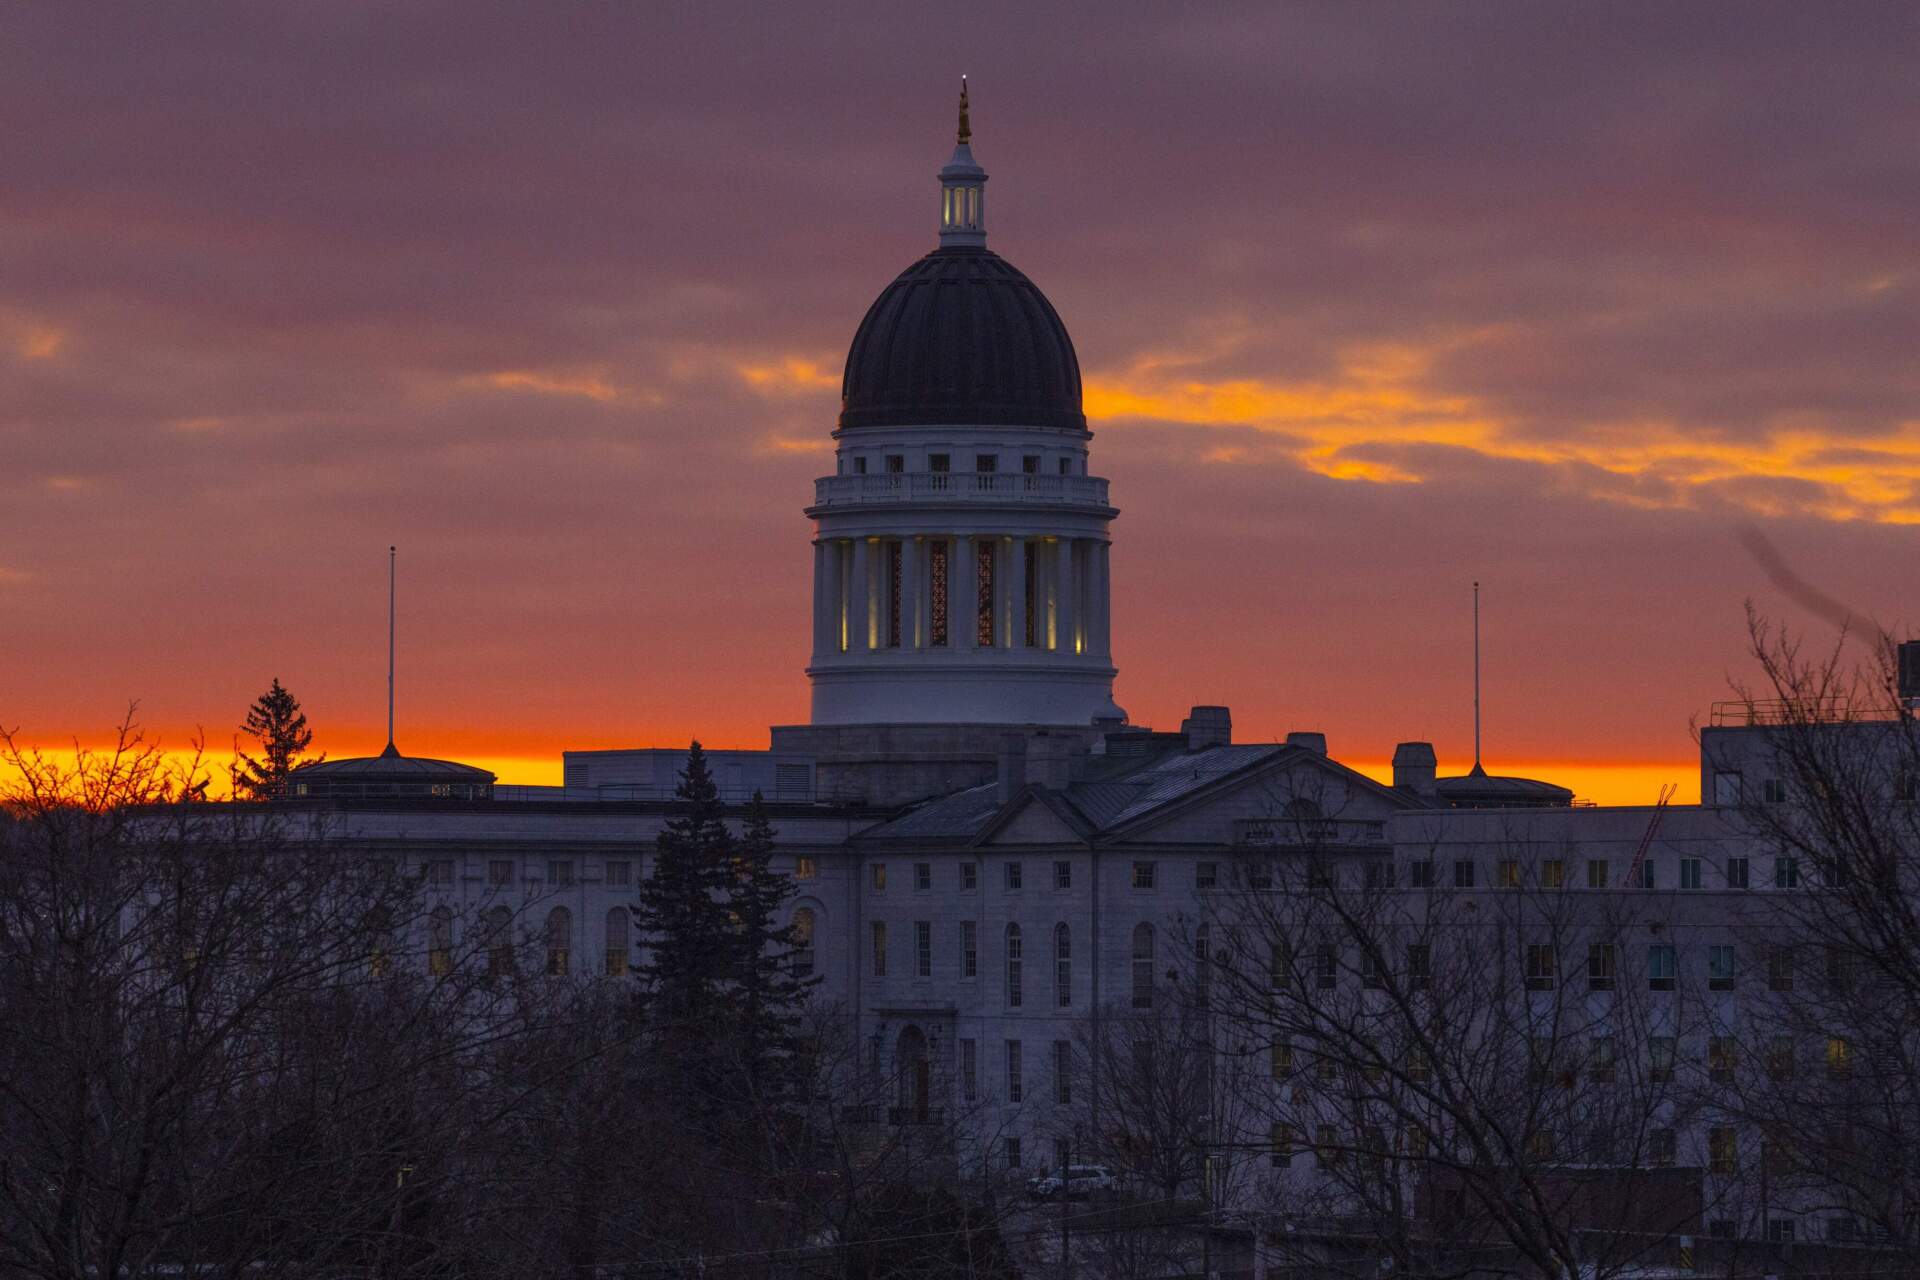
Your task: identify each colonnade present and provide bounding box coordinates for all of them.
[812,534,1112,661]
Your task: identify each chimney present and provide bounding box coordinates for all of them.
[1181,705,1232,751]
[997,734,1028,804]
[1392,741,1438,798]
[1023,731,1082,790]
[1285,731,1327,756]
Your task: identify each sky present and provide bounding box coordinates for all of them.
[3,3,1916,803]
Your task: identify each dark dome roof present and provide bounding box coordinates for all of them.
[840,247,1084,431]
[286,749,495,801]
[1435,765,1573,810]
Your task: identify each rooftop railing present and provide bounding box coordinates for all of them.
[812,471,1110,508]
[1709,697,1854,727]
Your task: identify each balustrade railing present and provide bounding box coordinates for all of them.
[813,472,1109,507]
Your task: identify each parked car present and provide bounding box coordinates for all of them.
[1027,1165,1117,1199]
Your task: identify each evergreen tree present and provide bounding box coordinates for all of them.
[236,678,321,798]
[725,791,822,1093]
[632,742,736,1031]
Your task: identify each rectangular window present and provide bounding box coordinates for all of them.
[1775,856,1800,888]
[871,863,887,891]
[1525,943,1556,990]
[1053,860,1071,890]
[870,922,887,977]
[1709,1036,1736,1084]
[1766,1035,1796,1081]
[930,453,950,473]
[1410,860,1436,889]
[914,862,931,891]
[1004,861,1023,890]
[976,453,998,473]
[1763,777,1788,804]
[1709,1127,1737,1174]
[1196,861,1218,890]
[1131,861,1157,889]
[1713,770,1742,806]
[929,540,949,647]
[961,921,978,978]
[1307,860,1334,890]
[1649,1127,1676,1167]
[1247,862,1273,890]
[1053,1040,1072,1103]
[1058,457,1071,475]
[1727,857,1749,888]
[1270,1122,1295,1167]
[961,1038,978,1100]
[885,454,903,473]
[1542,859,1565,888]
[1407,944,1431,990]
[1827,1036,1852,1078]
[1708,944,1736,991]
[1269,941,1291,990]
[1007,928,1023,1008]
[548,859,574,886]
[1315,942,1337,990]
[1497,859,1521,888]
[1365,861,1396,890]
[961,861,977,891]
[1270,1041,1295,1079]
[1638,860,1657,889]
[1769,946,1794,991]
[1648,945,1676,990]
[1827,945,1854,993]
[488,859,514,887]
[1006,1040,1023,1103]
[1588,943,1617,991]
[794,856,815,880]
[1589,1035,1617,1083]
[915,921,932,978]
[1453,859,1475,888]
[1587,859,1609,889]
[1022,454,1040,474]
[1004,1136,1021,1169]
[1361,950,1382,989]
[852,456,867,474]
[1679,857,1703,889]
[426,859,454,887]
[604,859,631,887]
[1650,1036,1676,1084]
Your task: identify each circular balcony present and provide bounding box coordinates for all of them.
[811,471,1111,512]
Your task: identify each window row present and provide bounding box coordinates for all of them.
[867,859,1159,893]
[867,920,1160,1010]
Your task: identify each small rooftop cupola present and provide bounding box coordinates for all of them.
[938,78,987,247]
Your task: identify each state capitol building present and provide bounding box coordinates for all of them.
[279,93,1891,1264]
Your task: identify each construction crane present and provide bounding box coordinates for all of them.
[1626,782,1679,887]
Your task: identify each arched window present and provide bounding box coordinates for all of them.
[1132,923,1155,1009]
[605,907,631,976]
[428,906,454,976]
[485,906,514,978]
[546,906,572,976]
[792,906,817,977]
[1006,924,1023,1008]
[1053,923,1072,1008]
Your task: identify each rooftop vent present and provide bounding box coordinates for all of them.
[1285,731,1327,756]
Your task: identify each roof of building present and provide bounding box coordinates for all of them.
[838,247,1085,432]
[1435,764,1573,809]
[285,744,496,800]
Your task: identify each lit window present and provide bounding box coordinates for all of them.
[794,856,815,880]
[1541,859,1565,888]
[1498,860,1521,888]
[427,907,453,976]
[1709,1127,1738,1174]
[871,863,887,891]
[1827,1036,1852,1078]
[545,906,571,976]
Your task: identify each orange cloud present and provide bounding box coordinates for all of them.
[472,368,624,402]
[738,356,840,396]
[1086,342,1920,523]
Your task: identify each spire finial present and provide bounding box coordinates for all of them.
[957,76,971,145]
[384,544,398,758]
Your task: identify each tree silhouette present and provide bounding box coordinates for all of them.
[236,677,320,798]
